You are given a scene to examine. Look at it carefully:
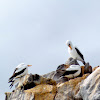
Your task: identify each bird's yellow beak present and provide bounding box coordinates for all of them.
[69,45,72,50]
[27,65,32,67]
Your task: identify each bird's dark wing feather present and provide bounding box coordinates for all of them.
[13,68,18,74]
[62,70,78,76]
[75,47,84,60]
[8,68,26,82]
[9,81,14,89]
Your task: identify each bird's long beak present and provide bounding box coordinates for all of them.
[27,65,32,67]
[69,45,72,50]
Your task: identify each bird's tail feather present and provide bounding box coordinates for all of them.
[9,81,14,89]
[8,78,14,83]
[83,60,86,65]
[9,79,17,89]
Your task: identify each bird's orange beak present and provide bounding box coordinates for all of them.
[27,65,32,67]
[69,45,72,50]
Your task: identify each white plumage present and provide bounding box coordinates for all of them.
[8,63,32,89]
[64,65,81,78]
[66,40,86,65]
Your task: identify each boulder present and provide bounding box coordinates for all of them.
[65,57,79,65]
[76,66,100,100]
[92,66,99,71]
[55,74,89,100]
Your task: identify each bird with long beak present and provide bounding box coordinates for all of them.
[8,63,32,89]
[66,40,86,65]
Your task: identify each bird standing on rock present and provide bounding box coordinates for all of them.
[66,40,86,65]
[8,63,32,89]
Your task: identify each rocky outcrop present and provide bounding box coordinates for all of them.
[55,74,89,100]
[6,58,97,100]
[5,74,57,100]
[5,73,90,100]
[76,67,100,100]
[5,84,57,100]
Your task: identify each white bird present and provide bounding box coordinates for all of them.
[62,65,81,78]
[66,40,86,65]
[8,63,32,89]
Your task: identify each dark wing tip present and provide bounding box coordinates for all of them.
[83,61,86,65]
[9,84,13,89]
[9,82,14,89]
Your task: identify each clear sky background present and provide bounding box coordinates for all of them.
[1,0,100,99]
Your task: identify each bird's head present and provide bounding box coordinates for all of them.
[66,40,72,50]
[17,63,32,68]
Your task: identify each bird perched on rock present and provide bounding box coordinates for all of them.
[62,65,81,78]
[8,63,32,89]
[56,64,81,79]
[66,40,86,65]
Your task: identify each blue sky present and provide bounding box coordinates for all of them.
[1,0,100,99]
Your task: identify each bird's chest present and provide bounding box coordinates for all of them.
[68,48,77,58]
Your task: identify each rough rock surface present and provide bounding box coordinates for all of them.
[5,84,57,100]
[55,74,89,100]
[76,67,100,100]
[5,58,95,100]
[5,73,90,100]
[5,74,57,100]
[65,57,79,65]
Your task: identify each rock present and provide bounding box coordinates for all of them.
[55,74,89,100]
[23,74,56,90]
[81,63,92,76]
[5,84,57,100]
[6,57,98,100]
[65,57,79,65]
[42,64,69,83]
[7,68,100,100]
[53,64,69,82]
[31,84,57,100]
[5,74,57,100]
[84,62,92,74]
[42,71,56,79]
[5,73,90,100]
[92,66,99,71]
[76,67,100,100]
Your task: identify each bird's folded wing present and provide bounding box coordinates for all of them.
[8,68,26,82]
[15,66,26,73]
[62,70,78,76]
[75,47,84,60]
